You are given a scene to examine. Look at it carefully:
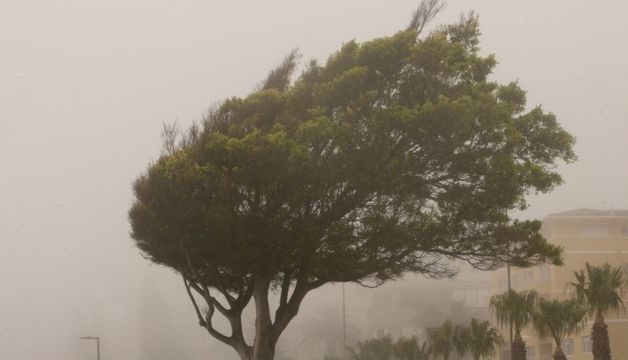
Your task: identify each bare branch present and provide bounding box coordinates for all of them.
[271,278,312,341]
[183,276,206,327]
[407,0,447,34]
[183,275,236,347]
[161,121,179,156]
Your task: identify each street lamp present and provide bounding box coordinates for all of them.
[80,336,101,360]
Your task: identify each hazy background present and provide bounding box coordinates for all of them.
[1,0,627,359]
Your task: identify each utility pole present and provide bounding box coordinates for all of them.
[507,261,513,350]
[342,283,347,360]
[506,239,514,360]
[80,336,100,360]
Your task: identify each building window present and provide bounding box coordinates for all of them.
[526,345,535,360]
[538,265,550,281]
[581,227,609,238]
[582,336,592,353]
[525,270,534,282]
[562,339,574,356]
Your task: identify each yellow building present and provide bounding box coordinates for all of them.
[495,209,628,360]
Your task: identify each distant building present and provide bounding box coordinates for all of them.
[494,209,628,360]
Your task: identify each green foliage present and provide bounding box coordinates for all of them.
[130,2,572,299]
[426,320,467,360]
[466,318,503,360]
[570,262,625,360]
[128,2,574,359]
[427,318,501,360]
[348,337,429,360]
[532,298,587,355]
[393,337,430,360]
[571,262,626,317]
[490,290,538,360]
[490,289,538,338]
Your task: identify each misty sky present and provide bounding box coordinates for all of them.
[1,1,627,359]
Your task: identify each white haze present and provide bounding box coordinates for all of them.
[0,0,627,359]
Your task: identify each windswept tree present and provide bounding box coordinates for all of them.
[533,298,587,360]
[489,289,538,360]
[571,262,625,360]
[466,318,503,360]
[427,320,467,360]
[128,1,574,360]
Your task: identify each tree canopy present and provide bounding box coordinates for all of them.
[129,3,574,360]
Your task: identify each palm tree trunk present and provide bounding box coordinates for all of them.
[592,311,611,360]
[511,332,527,360]
[553,346,567,360]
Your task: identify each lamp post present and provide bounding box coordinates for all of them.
[80,336,100,360]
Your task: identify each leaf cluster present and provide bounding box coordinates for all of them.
[571,262,626,317]
[489,289,539,336]
[348,336,430,360]
[427,318,502,360]
[532,298,588,346]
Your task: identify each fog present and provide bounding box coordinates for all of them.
[1,1,627,359]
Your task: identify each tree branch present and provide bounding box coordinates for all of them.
[272,276,313,341]
[407,0,447,34]
[212,266,237,305]
[182,275,233,346]
[279,270,292,306]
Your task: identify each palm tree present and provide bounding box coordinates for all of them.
[571,262,625,360]
[393,337,430,360]
[426,320,467,360]
[466,318,503,360]
[489,289,538,360]
[533,298,587,360]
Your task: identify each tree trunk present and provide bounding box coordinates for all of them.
[552,346,567,360]
[592,311,611,360]
[251,342,275,360]
[252,275,277,360]
[511,332,527,360]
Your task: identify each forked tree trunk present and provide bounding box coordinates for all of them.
[553,346,567,360]
[592,311,611,360]
[511,332,527,360]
